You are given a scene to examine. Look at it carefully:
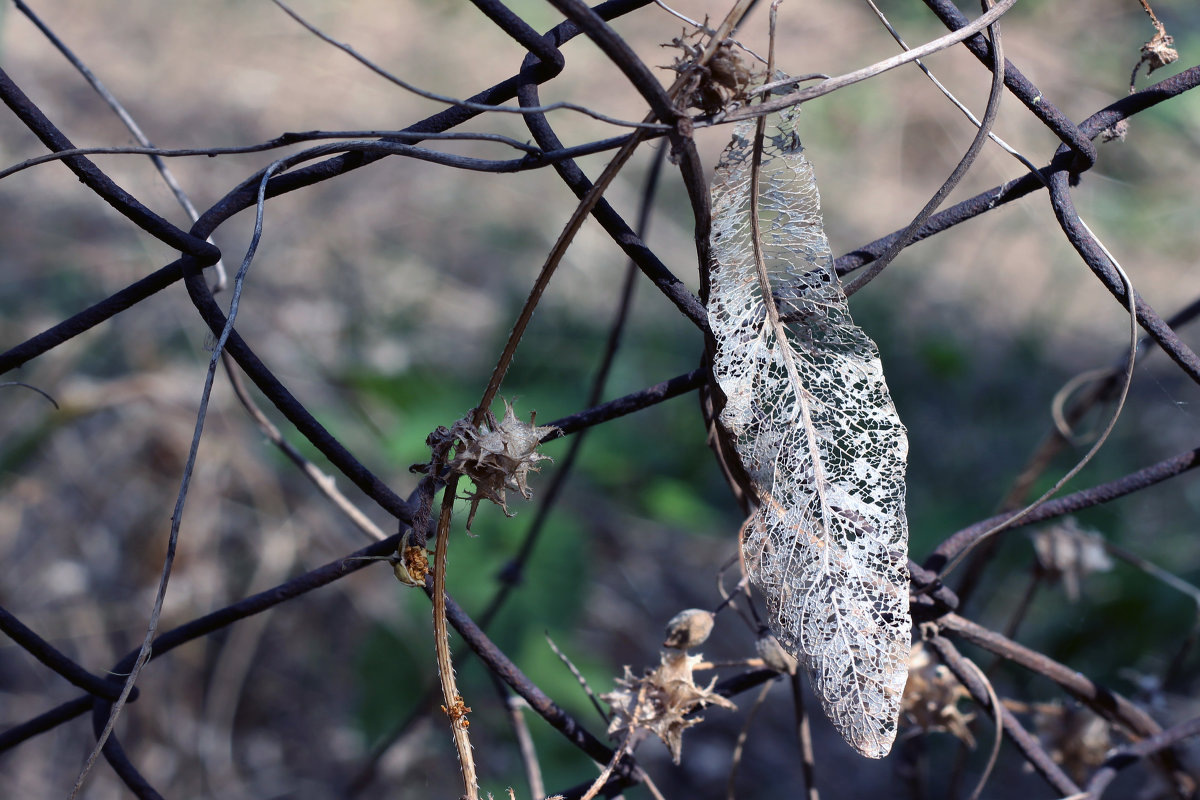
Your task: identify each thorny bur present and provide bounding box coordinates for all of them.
[447,399,557,531]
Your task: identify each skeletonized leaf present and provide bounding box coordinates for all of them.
[706,104,911,758]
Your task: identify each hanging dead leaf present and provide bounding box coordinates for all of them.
[706,100,911,758]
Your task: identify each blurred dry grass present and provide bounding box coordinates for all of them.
[1,1,1199,798]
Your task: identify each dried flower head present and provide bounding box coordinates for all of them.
[394,546,430,587]
[1033,518,1113,602]
[1140,26,1178,76]
[664,31,756,115]
[392,529,431,587]
[601,649,736,763]
[663,609,715,650]
[900,642,975,747]
[447,400,557,531]
[1033,701,1113,783]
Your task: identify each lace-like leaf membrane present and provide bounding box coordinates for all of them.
[707,105,911,758]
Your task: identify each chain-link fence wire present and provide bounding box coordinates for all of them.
[2,0,1199,797]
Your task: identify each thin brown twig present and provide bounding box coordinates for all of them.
[474,134,644,426]
[507,696,547,800]
[480,140,665,627]
[222,352,386,541]
[1008,289,1200,508]
[425,13,765,783]
[1087,715,1200,799]
[1137,0,1161,26]
[957,656,1003,800]
[789,671,819,800]
[936,228,1140,580]
[0,381,59,409]
[939,613,1161,739]
[11,0,230,291]
[419,16,773,778]
[477,0,757,422]
[986,564,1043,671]
[929,444,1200,571]
[956,295,1200,609]
[431,127,651,791]
[842,0,1005,296]
[924,633,1080,796]
[725,679,774,800]
[722,0,1017,122]
[270,0,668,131]
[0,129,576,182]
[546,634,610,724]
[432,476,479,799]
[581,738,633,800]
[70,157,281,798]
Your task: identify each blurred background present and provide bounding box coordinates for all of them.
[1,0,1199,797]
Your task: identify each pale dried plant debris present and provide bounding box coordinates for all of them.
[1032,518,1113,602]
[602,650,736,764]
[446,400,558,531]
[663,608,715,650]
[707,101,911,758]
[1139,23,1178,77]
[900,642,975,747]
[1100,118,1129,143]
[1130,2,1177,92]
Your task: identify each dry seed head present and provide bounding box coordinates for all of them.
[1033,702,1113,782]
[393,530,431,587]
[1141,27,1178,75]
[663,608,715,650]
[663,32,756,115]
[899,642,975,747]
[1032,518,1113,602]
[447,399,557,531]
[601,649,736,764]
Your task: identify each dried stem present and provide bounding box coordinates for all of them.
[1087,715,1200,799]
[431,475,479,799]
[925,633,1080,796]
[547,634,610,724]
[842,0,1004,295]
[726,679,774,800]
[223,352,386,542]
[939,613,1161,739]
[271,0,666,130]
[789,672,819,800]
[12,0,229,290]
[723,0,1017,121]
[70,159,279,799]
[507,696,546,800]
